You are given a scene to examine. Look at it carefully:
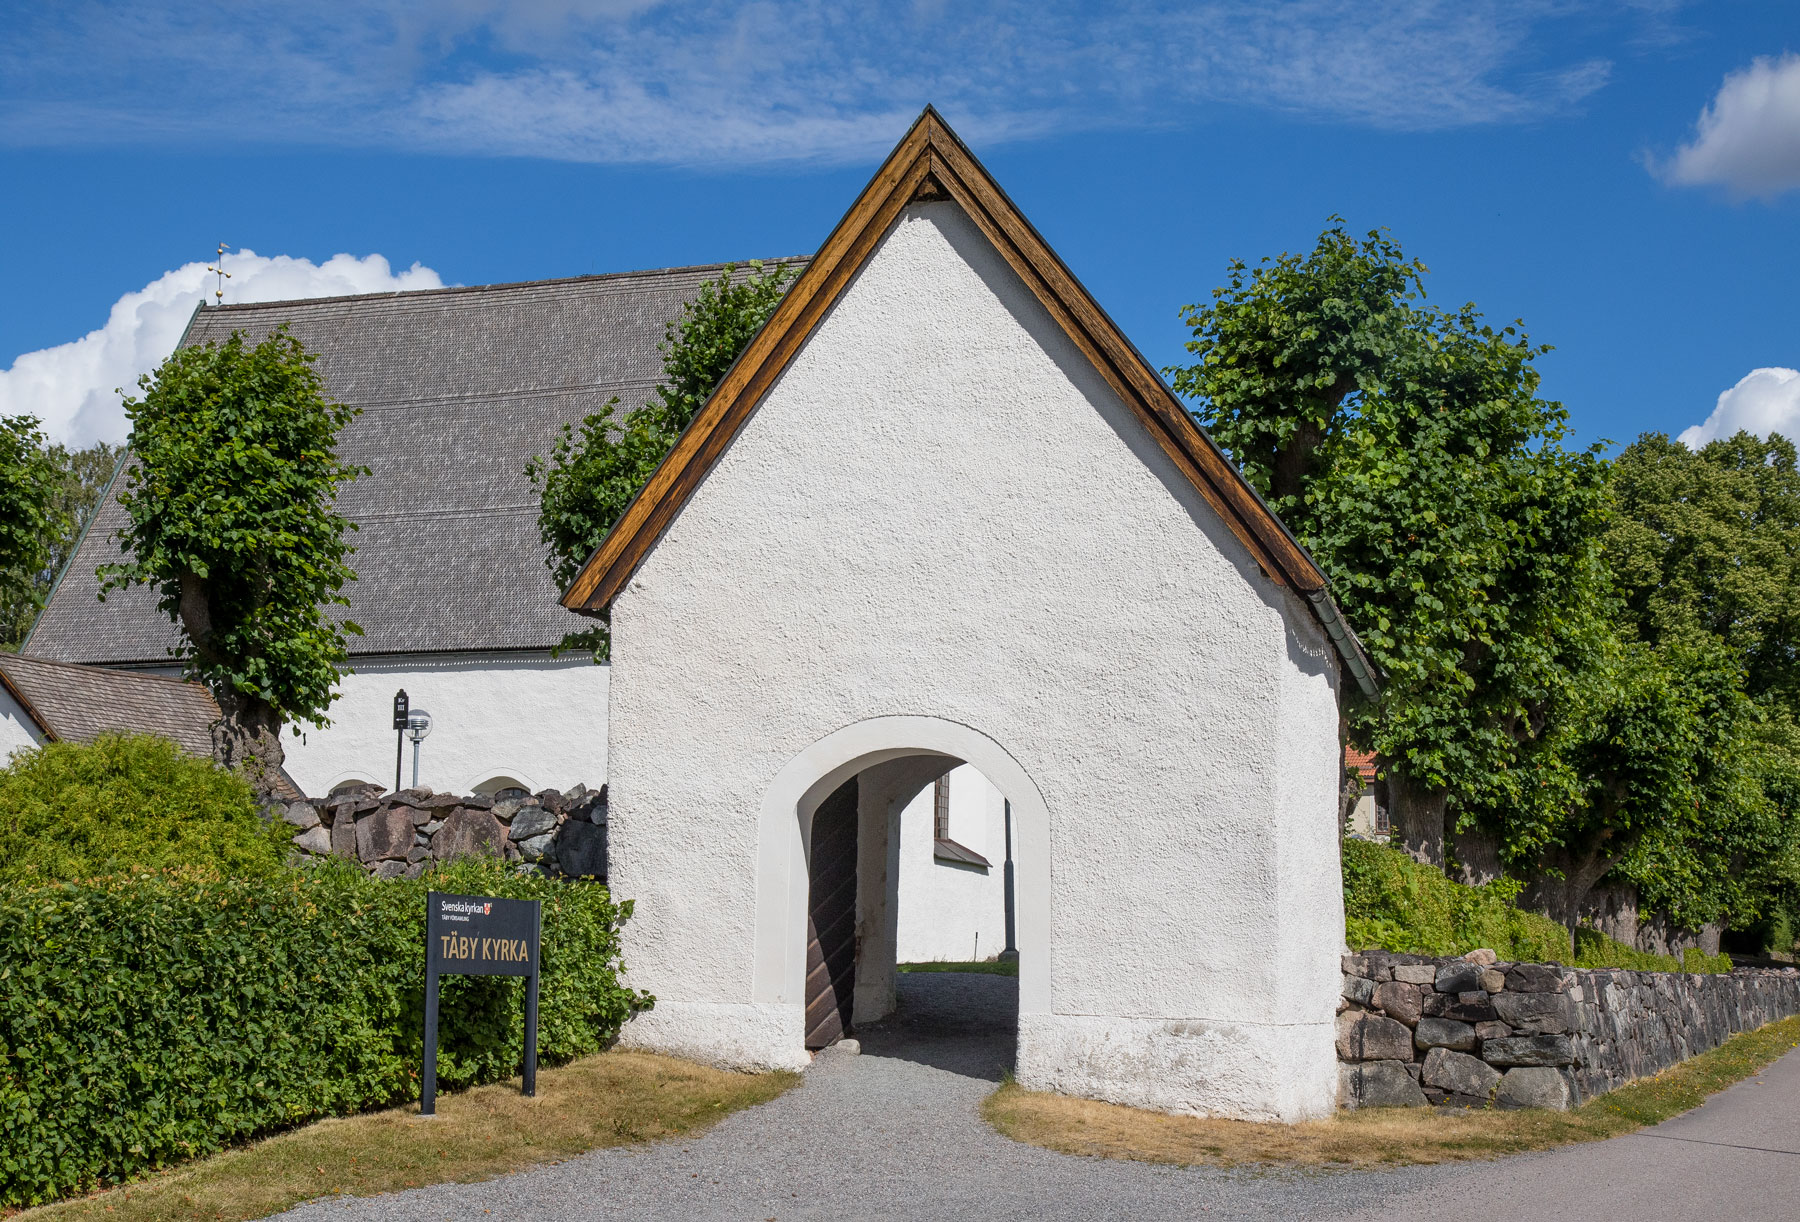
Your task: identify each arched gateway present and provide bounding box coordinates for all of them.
[560,110,1378,1122]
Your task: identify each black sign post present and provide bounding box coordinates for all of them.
[422,891,541,1116]
[392,690,409,794]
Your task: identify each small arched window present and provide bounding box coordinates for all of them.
[474,775,531,798]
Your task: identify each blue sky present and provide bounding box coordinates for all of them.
[1,1,1796,451]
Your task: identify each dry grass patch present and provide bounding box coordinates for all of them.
[985,1015,1800,1169]
[18,1052,796,1222]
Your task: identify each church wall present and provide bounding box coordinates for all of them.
[0,686,45,764]
[279,652,610,798]
[605,200,1344,1120]
[894,764,1008,964]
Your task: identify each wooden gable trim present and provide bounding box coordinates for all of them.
[561,106,1327,616]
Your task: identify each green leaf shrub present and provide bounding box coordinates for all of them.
[0,733,292,886]
[1343,839,1572,962]
[0,858,650,1207]
[1568,928,1734,974]
[1343,840,1733,971]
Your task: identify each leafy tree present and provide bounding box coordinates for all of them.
[1485,637,1735,932]
[1608,430,1800,708]
[99,327,365,792]
[1170,222,1610,867]
[44,439,124,582]
[0,416,71,650]
[1595,430,1800,943]
[1,438,124,649]
[528,261,795,658]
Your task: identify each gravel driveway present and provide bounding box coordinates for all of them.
[266,973,1799,1221]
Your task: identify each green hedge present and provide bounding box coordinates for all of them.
[0,859,650,1208]
[1343,840,1733,971]
[0,733,292,885]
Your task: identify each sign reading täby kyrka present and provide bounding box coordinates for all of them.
[422,892,541,1115]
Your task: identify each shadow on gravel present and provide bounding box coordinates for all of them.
[854,972,1019,1081]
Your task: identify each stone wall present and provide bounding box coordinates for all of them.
[1339,950,1800,1111]
[279,783,608,881]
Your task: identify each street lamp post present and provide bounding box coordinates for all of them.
[406,709,433,789]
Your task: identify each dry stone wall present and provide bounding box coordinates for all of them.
[1339,950,1800,1111]
[280,783,607,881]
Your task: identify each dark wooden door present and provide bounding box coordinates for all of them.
[804,775,859,1049]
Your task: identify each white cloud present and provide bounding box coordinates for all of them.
[0,252,442,448]
[1657,53,1800,198]
[1679,367,1800,448]
[0,2,1632,166]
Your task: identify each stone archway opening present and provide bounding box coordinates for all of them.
[802,754,1023,1079]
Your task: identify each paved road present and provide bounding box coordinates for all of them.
[269,973,1798,1221]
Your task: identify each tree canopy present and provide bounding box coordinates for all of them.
[1608,431,1800,707]
[100,326,365,788]
[1173,221,1800,948]
[0,415,70,651]
[529,260,795,658]
[1170,222,1610,865]
[1591,432,1800,941]
[1,437,122,650]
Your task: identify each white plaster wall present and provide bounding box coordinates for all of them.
[894,764,1008,964]
[1273,597,1349,1119]
[1349,794,1383,837]
[0,687,45,765]
[278,653,609,798]
[606,200,1344,1119]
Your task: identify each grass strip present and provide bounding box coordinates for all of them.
[18,1052,797,1222]
[983,1014,1800,1169]
[898,959,1019,977]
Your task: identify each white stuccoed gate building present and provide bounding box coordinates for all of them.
[561,110,1378,1122]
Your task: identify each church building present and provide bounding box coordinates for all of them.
[26,109,1373,1121]
[559,110,1374,1120]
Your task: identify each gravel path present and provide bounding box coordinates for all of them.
[265,974,1795,1221]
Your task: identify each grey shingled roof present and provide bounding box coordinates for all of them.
[27,261,800,664]
[0,653,307,799]
[0,651,220,758]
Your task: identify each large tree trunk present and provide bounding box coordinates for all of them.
[1389,769,1447,870]
[1527,844,1623,952]
[211,686,285,799]
[1271,417,1326,508]
[179,568,286,799]
[1448,822,1505,887]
